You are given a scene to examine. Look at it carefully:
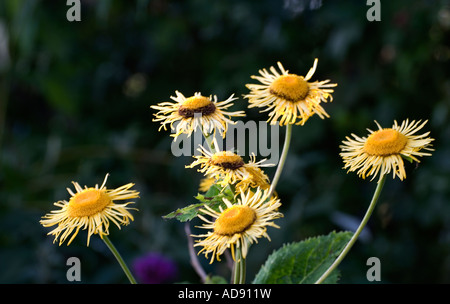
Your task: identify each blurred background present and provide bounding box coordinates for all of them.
[0,0,449,284]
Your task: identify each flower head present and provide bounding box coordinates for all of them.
[193,187,283,263]
[151,91,245,140]
[199,177,216,193]
[187,144,272,194]
[340,119,434,181]
[244,59,337,126]
[40,174,139,246]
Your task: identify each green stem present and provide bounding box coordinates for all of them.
[202,131,216,153]
[233,247,246,284]
[315,174,387,284]
[233,248,240,284]
[102,235,137,284]
[184,223,207,283]
[240,254,246,284]
[268,123,293,198]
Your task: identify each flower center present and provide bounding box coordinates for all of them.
[364,129,408,156]
[67,189,112,217]
[210,152,245,170]
[178,96,216,118]
[214,205,257,236]
[269,74,310,102]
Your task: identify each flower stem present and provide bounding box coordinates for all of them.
[268,123,293,198]
[233,246,246,284]
[315,174,387,284]
[202,131,217,153]
[184,223,207,283]
[102,235,137,284]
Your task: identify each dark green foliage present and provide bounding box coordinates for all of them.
[0,0,449,283]
[253,231,352,284]
[163,184,234,222]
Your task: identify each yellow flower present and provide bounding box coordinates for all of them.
[193,187,283,263]
[187,144,272,194]
[151,91,245,140]
[199,177,216,193]
[340,119,434,181]
[40,174,139,246]
[244,59,337,126]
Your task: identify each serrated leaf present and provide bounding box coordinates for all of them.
[252,231,353,284]
[162,201,213,222]
[202,182,235,199]
[162,183,235,222]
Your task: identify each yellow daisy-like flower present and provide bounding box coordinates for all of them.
[40,174,139,246]
[187,144,272,194]
[245,59,337,126]
[199,177,216,193]
[340,119,434,181]
[151,91,246,140]
[193,187,283,263]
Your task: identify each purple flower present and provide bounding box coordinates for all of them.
[132,252,178,284]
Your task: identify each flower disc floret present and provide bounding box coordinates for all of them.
[214,206,257,236]
[269,74,310,102]
[178,96,216,118]
[363,129,408,156]
[67,188,111,218]
[211,152,245,170]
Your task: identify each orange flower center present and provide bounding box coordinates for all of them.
[178,96,216,117]
[364,129,408,156]
[67,189,112,217]
[269,74,310,102]
[214,205,256,236]
[211,152,245,170]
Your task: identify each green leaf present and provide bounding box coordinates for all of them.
[252,231,353,284]
[162,201,213,222]
[204,275,228,284]
[202,182,235,198]
[162,183,235,222]
[401,154,414,163]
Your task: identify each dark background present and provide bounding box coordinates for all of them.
[0,0,449,284]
